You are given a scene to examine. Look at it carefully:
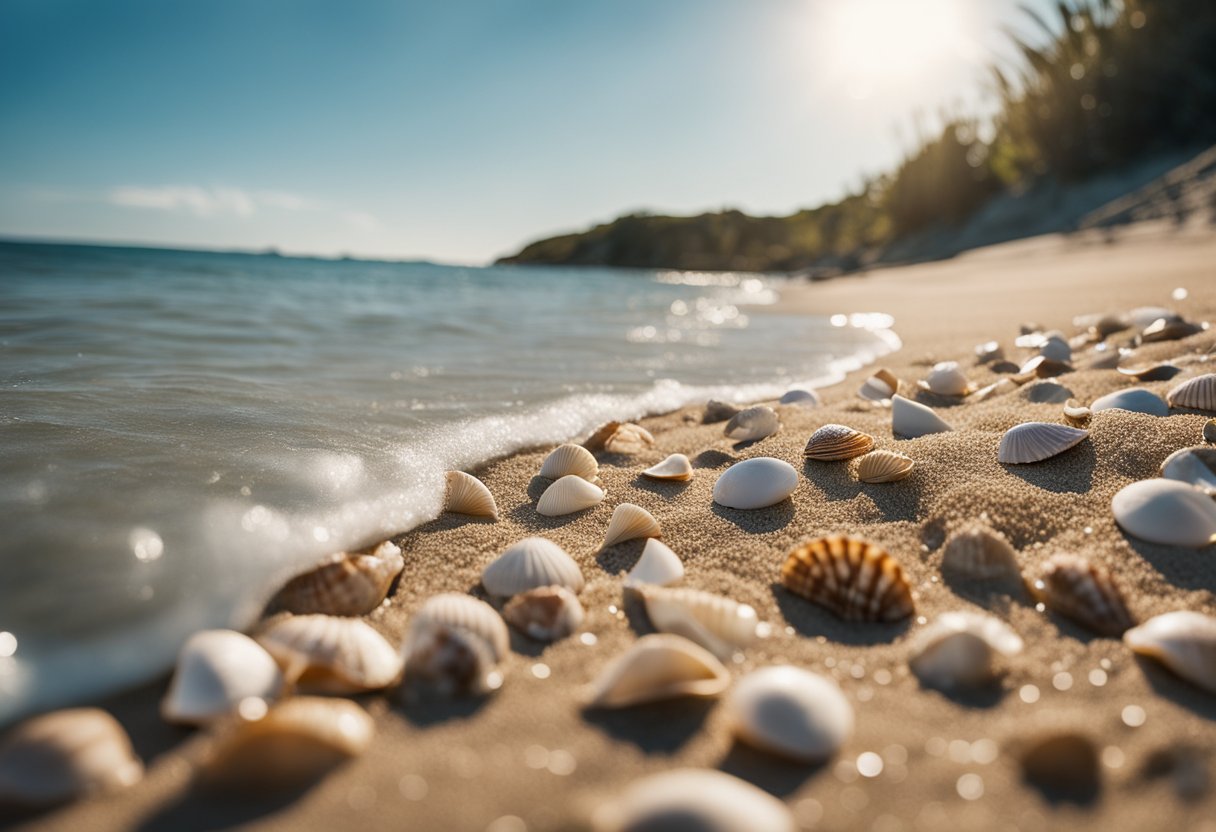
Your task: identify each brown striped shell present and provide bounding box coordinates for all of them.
[780,536,914,622]
[855,450,914,483]
[269,542,403,616]
[1033,554,1135,637]
[803,424,875,462]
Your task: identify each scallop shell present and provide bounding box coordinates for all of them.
[624,538,684,587]
[539,443,599,481]
[856,450,914,483]
[161,630,284,726]
[602,503,662,548]
[1090,388,1169,416]
[502,585,585,642]
[909,611,1024,690]
[604,423,656,455]
[0,709,143,807]
[1159,446,1216,495]
[1020,733,1100,796]
[711,457,798,510]
[536,474,605,516]
[779,388,820,407]
[256,614,403,693]
[723,666,854,762]
[270,541,404,616]
[1124,611,1216,694]
[803,423,875,461]
[940,524,1022,586]
[1032,555,1135,637]
[997,422,1088,464]
[1117,362,1182,382]
[859,368,899,402]
[636,585,763,659]
[1063,398,1091,427]
[641,453,692,481]
[1021,380,1073,404]
[482,536,585,596]
[1111,479,1216,547]
[781,535,915,622]
[405,592,510,662]
[918,361,975,396]
[1141,318,1203,343]
[975,341,1004,363]
[1167,373,1216,412]
[585,633,730,708]
[592,769,796,832]
[1205,418,1216,444]
[444,471,498,519]
[703,400,741,423]
[891,394,953,439]
[1038,335,1072,362]
[725,406,780,442]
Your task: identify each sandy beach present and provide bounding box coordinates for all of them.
[5,222,1216,832]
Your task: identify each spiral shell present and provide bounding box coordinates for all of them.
[270,541,404,616]
[997,422,1088,464]
[803,423,875,461]
[482,536,585,597]
[859,368,900,402]
[539,443,599,481]
[586,634,730,708]
[856,450,914,483]
[636,585,764,660]
[1032,554,1135,637]
[781,536,915,622]
[444,471,498,519]
[536,474,605,516]
[602,503,661,548]
[1167,373,1216,412]
[256,614,403,693]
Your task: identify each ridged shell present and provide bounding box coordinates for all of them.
[1111,479,1216,547]
[0,709,143,807]
[270,541,404,616]
[444,471,498,519]
[780,388,820,407]
[502,586,585,642]
[602,503,661,548]
[1063,398,1091,426]
[161,630,284,726]
[1167,373,1216,412]
[856,450,914,483]
[859,367,900,402]
[1038,335,1072,362]
[1021,380,1073,404]
[703,400,741,423]
[585,634,730,708]
[405,593,510,661]
[637,585,763,659]
[592,769,796,832]
[1159,446,1216,495]
[539,443,599,481]
[1020,733,1100,796]
[1124,611,1216,694]
[401,622,503,697]
[891,395,953,438]
[1091,388,1169,416]
[482,536,585,596]
[975,340,1004,363]
[256,614,403,693]
[641,453,692,481]
[909,611,1024,690]
[803,423,875,461]
[940,524,1021,585]
[711,457,798,510]
[624,538,684,587]
[724,406,780,441]
[1033,555,1134,636]
[536,474,605,516]
[603,423,656,455]
[1117,362,1182,381]
[723,666,854,762]
[997,422,1088,464]
[918,361,975,396]
[781,536,915,622]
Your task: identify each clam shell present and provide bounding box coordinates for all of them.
[641,453,692,481]
[1020,380,1072,404]
[502,586,584,642]
[1063,399,1091,427]
[1141,318,1203,343]
[602,503,662,548]
[997,422,1088,464]
[724,406,780,441]
[891,395,953,438]
[855,450,914,483]
[1205,418,1216,444]
[909,611,1024,690]
[604,423,656,455]
[482,536,585,597]
[1038,335,1072,362]
[1167,373,1216,412]
[0,709,143,806]
[636,585,763,660]
[585,634,730,708]
[917,361,975,396]
[536,474,605,516]
[1090,387,1169,416]
[1116,362,1182,381]
[723,666,853,762]
[1128,306,1180,329]
[1020,733,1100,796]
[625,538,684,587]
[1033,555,1135,637]
[781,535,915,622]
[711,457,798,510]
[405,592,510,662]
[270,541,404,616]
[539,443,599,481]
[1014,355,1073,381]
[779,388,820,407]
[592,768,796,832]
[859,368,899,402]
[1159,446,1216,495]
[256,614,403,693]
[975,341,1004,363]
[803,423,875,461]
[444,471,498,519]
[1124,611,1216,694]
[1111,479,1216,547]
[161,630,284,726]
[703,400,741,423]
[940,524,1021,586]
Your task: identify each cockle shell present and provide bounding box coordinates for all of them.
[1159,446,1216,495]
[256,614,402,693]
[1167,374,1216,412]
[502,586,585,642]
[859,367,900,402]
[625,538,684,587]
[803,423,875,461]
[724,406,780,442]
[270,541,404,616]
[636,585,763,660]
[704,400,741,423]
[909,611,1024,690]
[642,453,692,481]
[585,634,730,708]
[781,535,915,622]
[780,388,820,407]
[997,422,1088,464]
[0,709,143,807]
[602,503,662,548]
[891,395,953,438]
[940,524,1022,586]
[592,769,796,832]
[1038,335,1072,362]
[604,423,656,455]
[1063,399,1091,427]
[711,457,798,509]
[1021,380,1073,404]
[1124,611,1216,694]
[482,536,585,596]
[536,474,605,516]
[1032,555,1134,637]
[539,443,599,482]
[918,361,975,396]
[444,471,498,519]
[1111,479,1216,547]
[161,630,284,726]
[975,341,1004,363]
[1117,363,1182,382]
[856,450,914,483]
[1091,388,1169,416]
[723,666,853,762]
[405,593,510,662]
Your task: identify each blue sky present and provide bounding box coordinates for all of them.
[0,0,1054,263]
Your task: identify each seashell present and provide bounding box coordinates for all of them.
[1020,732,1100,796]
[803,423,875,461]
[482,536,585,596]
[859,368,899,402]
[401,622,503,696]
[1205,418,1216,444]
[1032,555,1135,636]
[1063,399,1091,427]
[1111,479,1216,547]
[975,340,1004,363]
[1128,306,1180,329]
[1013,355,1073,382]
[592,768,796,832]
[1085,349,1124,370]
[256,614,402,693]
[636,585,763,659]
[604,423,656,455]
[624,538,684,587]
[940,524,1022,586]
[1124,611,1216,694]
[1159,446,1216,495]
[161,630,284,726]
[405,593,510,662]
[1140,318,1203,343]
[585,634,729,708]
[536,474,605,516]
[1117,362,1182,382]
[539,443,599,482]
[967,378,1017,403]
[703,400,741,423]
[602,503,662,548]
[856,450,914,483]
[712,457,798,510]
[724,406,780,442]
[199,697,373,793]
[641,453,692,481]
[781,535,914,622]
[1167,373,1216,412]
[0,709,143,807]
[1038,335,1072,362]
[997,422,1088,464]
[502,586,584,642]
[1088,313,1130,339]
[1020,380,1072,404]
[270,541,404,616]
[909,611,1024,690]
[917,361,975,397]
[891,394,953,438]
[1091,388,1169,416]
[723,666,853,762]
[584,420,622,450]
[444,471,498,519]
[779,388,820,407]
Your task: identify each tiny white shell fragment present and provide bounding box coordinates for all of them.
[1167,373,1216,412]
[909,611,1024,690]
[1160,446,1216,495]
[482,537,585,597]
[637,585,762,659]
[1124,611,1216,694]
[998,422,1088,464]
[586,634,730,708]
[161,630,284,726]
[892,394,953,438]
[724,406,780,442]
[779,388,820,407]
[537,474,605,516]
[723,666,853,762]
[711,457,798,510]
[592,768,796,832]
[641,453,692,482]
[1090,388,1169,416]
[625,538,684,587]
[444,471,498,519]
[1112,479,1216,547]
[539,444,599,482]
[602,503,662,548]
[918,361,974,396]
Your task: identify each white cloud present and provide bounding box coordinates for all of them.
[342,210,382,232]
[107,185,331,219]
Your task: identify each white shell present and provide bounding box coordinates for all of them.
[1111,479,1216,547]
[1063,398,1092,426]
[536,474,605,516]
[1124,611,1216,694]
[502,586,584,642]
[256,615,403,693]
[1160,446,1216,495]
[161,630,284,725]
[723,666,853,762]
[482,536,585,596]
[859,368,900,402]
[998,422,1088,464]
[909,611,1024,690]
[641,453,692,481]
[602,503,662,548]
[637,585,763,659]
[592,768,796,832]
[724,406,780,441]
[444,471,498,519]
[918,361,974,396]
[892,394,953,438]
[1091,388,1169,416]
[1167,373,1216,412]
[975,341,1004,363]
[1039,335,1072,362]
[941,524,1021,585]
[780,388,820,407]
[711,457,798,510]
[586,634,730,708]
[624,538,684,587]
[856,450,914,483]
[404,592,510,661]
[1021,381,1073,404]
[539,443,599,481]
[1128,306,1179,329]
[604,423,656,455]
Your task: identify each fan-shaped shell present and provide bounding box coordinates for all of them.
[711,457,798,509]
[703,400,741,423]
[1038,335,1072,362]
[592,769,796,832]
[998,422,1088,464]
[1167,373,1216,412]
[803,423,875,461]
[602,503,661,548]
[256,614,402,693]
[1091,388,1168,416]
[891,395,953,438]
[502,585,584,642]
[539,443,599,481]
[1124,611,1216,694]
[636,585,763,660]
[604,423,656,455]
[641,453,692,481]
[405,593,510,661]
[856,450,914,483]
[161,630,284,726]
[1021,380,1073,403]
[1063,398,1091,427]
[723,666,853,762]
[444,471,498,519]
[859,368,900,402]
[482,536,585,596]
[270,541,404,616]
[1117,362,1182,381]
[975,340,1004,363]
[1032,554,1135,637]
[1159,446,1216,495]
[624,538,684,587]
[909,611,1024,690]
[536,474,605,516]
[724,406,780,441]
[585,634,730,708]
[779,388,820,407]
[940,524,1021,586]
[781,535,914,622]
[918,361,975,396]
[1111,479,1216,547]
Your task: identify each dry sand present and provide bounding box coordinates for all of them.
[4,223,1216,832]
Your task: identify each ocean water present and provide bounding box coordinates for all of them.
[0,241,897,722]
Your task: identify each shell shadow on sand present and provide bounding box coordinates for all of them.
[133,786,316,832]
[802,460,923,523]
[1000,442,1096,494]
[582,698,717,755]
[632,476,691,500]
[1132,656,1216,721]
[691,449,735,469]
[596,538,648,577]
[772,585,912,645]
[710,501,796,533]
[1125,539,1216,594]
[717,740,824,797]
